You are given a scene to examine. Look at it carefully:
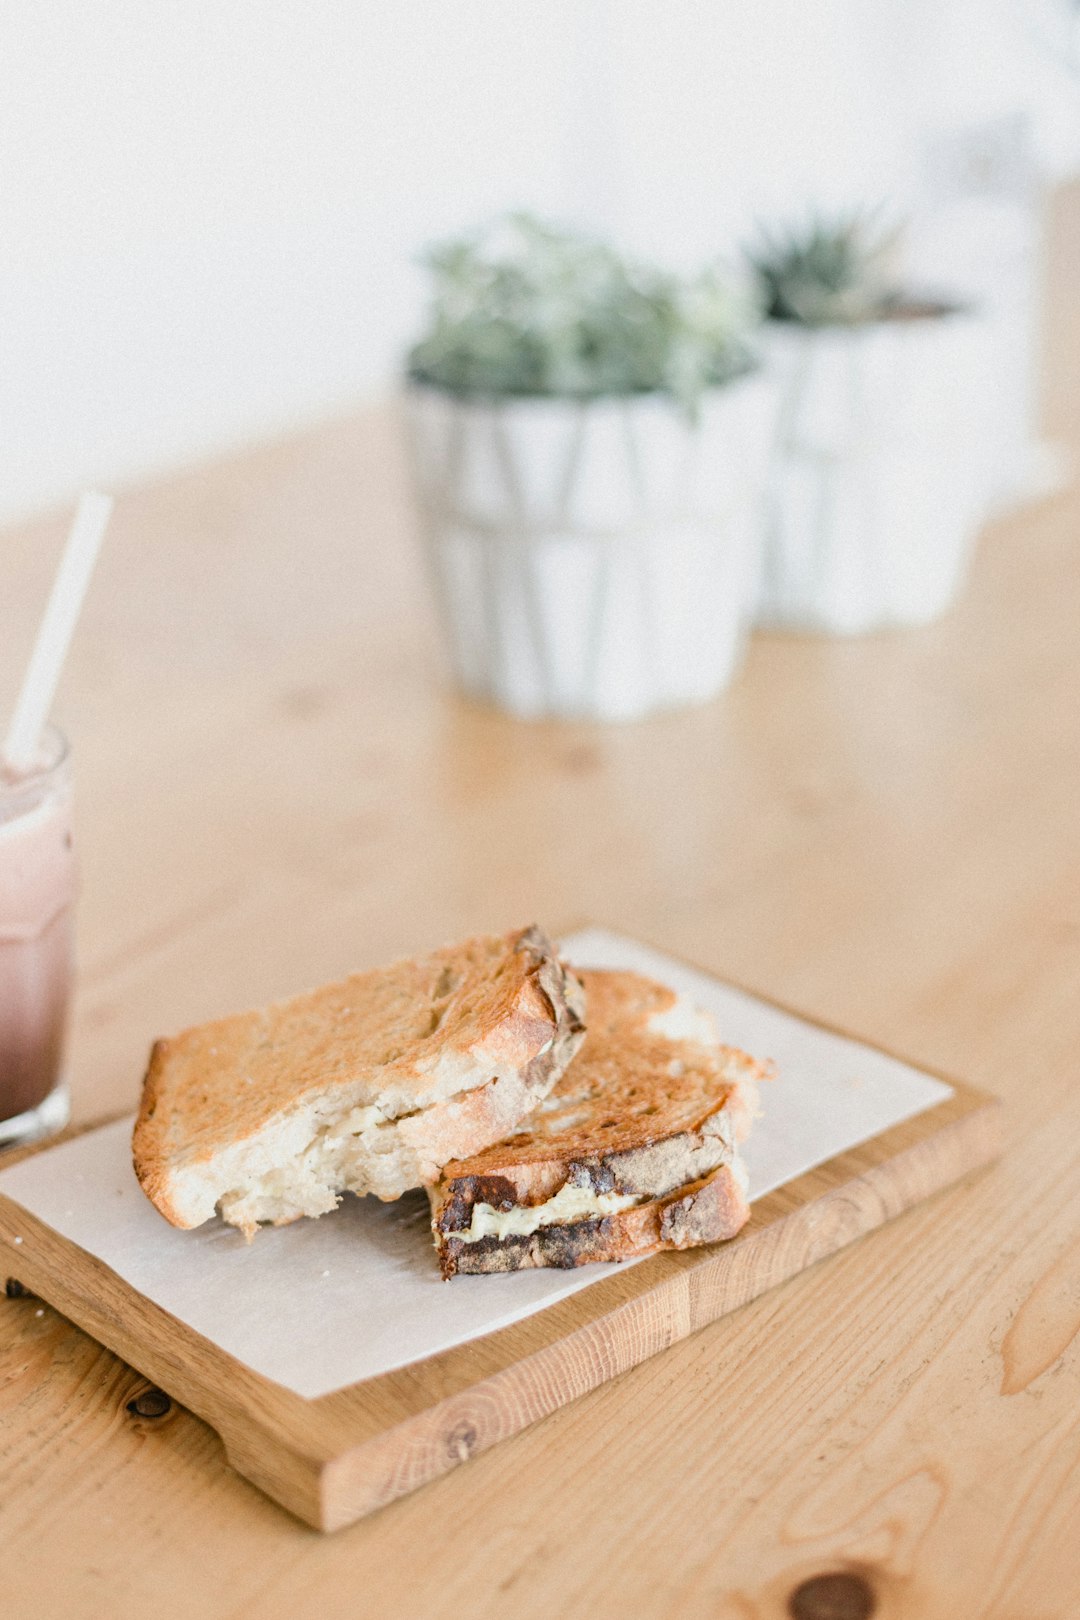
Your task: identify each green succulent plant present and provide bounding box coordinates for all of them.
[408,213,758,412]
[749,211,904,326]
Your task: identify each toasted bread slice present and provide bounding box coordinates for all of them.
[429,967,766,1277]
[133,926,585,1235]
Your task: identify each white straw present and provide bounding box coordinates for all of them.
[3,490,113,773]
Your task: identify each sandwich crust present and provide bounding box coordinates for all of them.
[430,967,767,1277]
[436,1162,749,1276]
[133,926,585,1232]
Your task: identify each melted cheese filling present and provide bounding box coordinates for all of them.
[450,1181,641,1243]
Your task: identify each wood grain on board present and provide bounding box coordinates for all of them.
[0,184,1078,1616]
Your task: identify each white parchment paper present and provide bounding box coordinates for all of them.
[0,929,951,1398]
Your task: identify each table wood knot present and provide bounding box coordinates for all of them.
[126,1388,172,1420]
[787,1571,876,1620]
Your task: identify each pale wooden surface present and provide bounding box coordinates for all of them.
[0,182,1078,1612]
[0,1070,1000,1533]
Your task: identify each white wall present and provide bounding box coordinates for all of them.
[574,0,923,262]
[0,4,582,520]
[1,1,1076,524]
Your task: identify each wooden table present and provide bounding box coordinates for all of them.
[2,193,1078,1619]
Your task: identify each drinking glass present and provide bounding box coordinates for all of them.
[0,725,75,1146]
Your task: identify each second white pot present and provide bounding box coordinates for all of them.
[406,374,776,720]
[756,309,996,634]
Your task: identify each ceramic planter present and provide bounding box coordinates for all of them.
[756,308,995,634]
[406,374,776,720]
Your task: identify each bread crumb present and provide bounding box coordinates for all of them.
[13,1235,22,1244]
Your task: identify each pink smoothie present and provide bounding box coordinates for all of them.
[0,757,75,1124]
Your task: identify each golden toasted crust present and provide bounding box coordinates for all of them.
[430,967,767,1276]
[133,926,586,1229]
[434,969,764,1204]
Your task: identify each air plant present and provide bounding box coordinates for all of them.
[749,211,905,326]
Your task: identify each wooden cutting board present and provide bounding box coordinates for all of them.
[0,1058,999,1533]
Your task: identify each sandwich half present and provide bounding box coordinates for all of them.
[429,967,766,1277]
[133,926,585,1236]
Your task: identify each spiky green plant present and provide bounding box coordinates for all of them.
[749,212,903,326]
[408,213,758,412]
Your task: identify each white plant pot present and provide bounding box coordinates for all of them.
[756,309,996,634]
[406,376,776,720]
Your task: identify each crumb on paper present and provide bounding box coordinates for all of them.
[321,1269,330,1278]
